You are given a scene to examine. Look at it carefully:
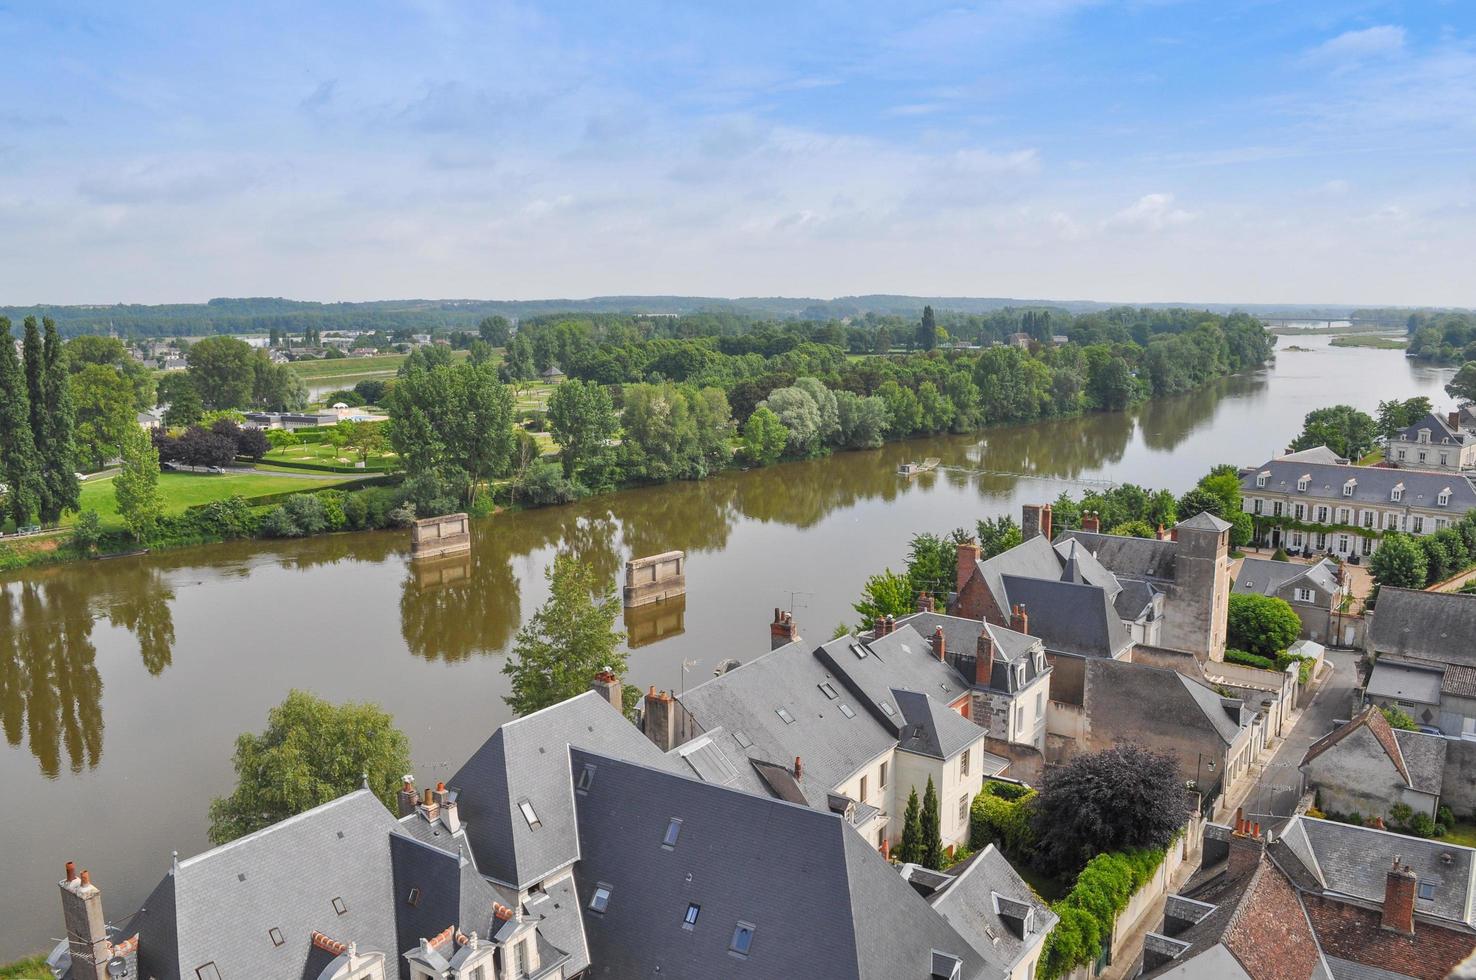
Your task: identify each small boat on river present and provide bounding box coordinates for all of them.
[898,457,941,477]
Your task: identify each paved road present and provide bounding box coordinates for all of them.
[1239,649,1360,829]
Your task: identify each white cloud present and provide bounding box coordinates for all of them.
[1105,193,1196,232]
[1303,25,1406,68]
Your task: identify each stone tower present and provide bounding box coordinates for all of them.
[1159,512,1231,662]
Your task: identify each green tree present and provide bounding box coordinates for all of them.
[1031,743,1181,875]
[40,317,81,521]
[157,371,203,427]
[1108,520,1157,538]
[833,390,890,449]
[1380,705,1418,731]
[853,568,913,631]
[1446,362,1476,405]
[503,554,627,716]
[1289,405,1378,460]
[0,316,41,526]
[477,315,512,347]
[71,510,103,555]
[906,532,958,599]
[740,406,789,466]
[547,379,619,483]
[760,385,823,455]
[976,515,1023,559]
[253,360,309,412]
[69,364,137,469]
[1226,593,1301,658]
[1370,533,1428,590]
[206,690,412,844]
[386,361,516,504]
[898,787,923,864]
[186,335,258,409]
[920,776,943,870]
[113,425,163,542]
[916,305,938,352]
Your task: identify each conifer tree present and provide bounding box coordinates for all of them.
[41,317,81,520]
[899,787,924,864]
[0,317,41,526]
[921,776,943,870]
[21,316,53,521]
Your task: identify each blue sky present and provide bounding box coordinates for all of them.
[1,1,1473,305]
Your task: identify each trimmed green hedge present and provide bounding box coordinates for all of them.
[1039,848,1167,980]
[1225,648,1275,670]
[253,456,397,474]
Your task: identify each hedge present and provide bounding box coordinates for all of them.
[970,781,1037,857]
[253,456,398,474]
[183,474,401,512]
[1039,848,1167,979]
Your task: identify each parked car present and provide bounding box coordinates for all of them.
[206,466,226,474]
[1419,725,1444,737]
[75,471,88,481]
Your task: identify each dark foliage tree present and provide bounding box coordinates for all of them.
[1031,743,1182,875]
[899,787,924,864]
[40,318,81,521]
[921,776,944,870]
[0,317,41,526]
[916,305,938,351]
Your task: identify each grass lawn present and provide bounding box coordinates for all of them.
[71,470,360,532]
[262,441,398,469]
[1358,448,1386,465]
[289,350,473,387]
[0,955,49,978]
[1330,334,1407,350]
[1442,822,1476,848]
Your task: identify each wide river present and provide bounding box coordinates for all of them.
[0,335,1453,958]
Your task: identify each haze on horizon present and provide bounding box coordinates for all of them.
[2,1,1473,309]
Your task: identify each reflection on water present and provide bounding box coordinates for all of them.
[0,338,1459,960]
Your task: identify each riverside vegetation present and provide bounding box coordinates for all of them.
[0,307,1274,570]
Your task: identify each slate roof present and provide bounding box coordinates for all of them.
[884,613,1050,695]
[892,688,989,762]
[1240,459,1476,511]
[1301,706,1411,786]
[1277,446,1347,465]
[1056,529,1180,581]
[1141,835,1265,978]
[1366,657,1444,706]
[1148,944,1254,979]
[1369,588,1476,667]
[1275,816,1476,927]
[924,845,1058,973]
[677,640,897,808]
[1114,577,1159,621]
[1394,412,1473,446]
[1180,511,1233,533]
[127,790,404,980]
[449,691,682,888]
[568,749,995,979]
[975,534,1120,614]
[835,622,974,710]
[999,574,1131,658]
[1085,660,1245,747]
[1234,558,1339,600]
[1392,729,1447,796]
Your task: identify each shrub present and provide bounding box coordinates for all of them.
[970,785,1037,856]
[514,460,585,507]
[1226,593,1301,659]
[1380,704,1418,731]
[1039,849,1167,980]
[186,496,258,539]
[71,510,103,554]
[1225,648,1275,670]
[1271,547,1289,561]
[317,490,347,531]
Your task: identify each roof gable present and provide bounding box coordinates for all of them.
[1301,706,1409,786]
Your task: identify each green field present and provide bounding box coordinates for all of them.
[72,470,360,532]
[1330,334,1407,350]
[263,441,399,468]
[0,955,47,979]
[289,349,475,387]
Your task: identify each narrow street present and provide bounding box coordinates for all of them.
[1236,649,1360,830]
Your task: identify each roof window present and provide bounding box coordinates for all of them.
[1418,880,1436,901]
[269,927,285,947]
[818,682,839,700]
[1391,483,1404,502]
[850,643,868,659]
[332,896,347,916]
[405,887,421,907]
[577,764,597,792]
[662,818,682,847]
[589,884,611,913]
[684,903,701,926]
[196,965,222,980]
[1296,475,1310,492]
[879,700,895,717]
[733,730,753,749]
[518,799,542,830]
[1439,489,1451,506]
[838,703,856,719]
[730,922,756,956]
[1342,480,1356,496]
[775,707,795,725]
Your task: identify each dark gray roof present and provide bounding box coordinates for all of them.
[893,688,989,762]
[389,832,501,961]
[976,534,1119,615]
[1057,529,1180,580]
[1241,459,1476,510]
[1085,660,1245,747]
[525,873,589,975]
[1395,412,1472,446]
[1324,957,1418,980]
[840,622,974,709]
[1276,816,1476,927]
[130,790,403,980]
[999,575,1130,659]
[1114,577,1158,621]
[1392,729,1447,796]
[926,845,1058,971]
[567,749,995,979]
[678,640,897,808]
[1369,588,1476,667]
[1234,558,1339,599]
[1179,511,1232,533]
[449,691,681,888]
[887,613,1049,695]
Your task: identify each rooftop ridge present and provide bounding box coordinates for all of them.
[177,788,378,870]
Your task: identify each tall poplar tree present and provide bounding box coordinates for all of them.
[41,317,81,521]
[21,317,52,520]
[0,317,41,526]
[899,787,924,864]
[921,776,943,870]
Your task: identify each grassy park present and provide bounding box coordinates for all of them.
[68,470,361,533]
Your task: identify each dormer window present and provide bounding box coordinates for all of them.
[1297,475,1310,492]
[1342,479,1356,497]
[1256,471,1268,488]
[1439,489,1451,506]
[1419,428,1431,443]
[1391,483,1404,502]
[1419,880,1436,901]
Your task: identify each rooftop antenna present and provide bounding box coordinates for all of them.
[786,590,813,614]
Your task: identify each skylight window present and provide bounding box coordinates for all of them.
[577,764,597,792]
[838,703,856,719]
[818,682,838,700]
[406,887,421,907]
[269,927,285,947]
[589,884,611,913]
[879,700,895,717]
[196,965,222,980]
[332,896,347,916]
[663,818,682,847]
[733,731,753,749]
[1418,880,1436,901]
[684,903,701,926]
[518,799,542,830]
[850,643,868,659]
[730,923,755,956]
[776,707,795,725]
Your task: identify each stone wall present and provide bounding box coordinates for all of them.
[409,512,471,559]
[623,551,686,607]
[982,737,1045,787]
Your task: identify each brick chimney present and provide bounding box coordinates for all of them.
[1023,503,1053,542]
[1227,810,1264,881]
[1010,603,1029,635]
[1381,858,1417,935]
[590,670,623,711]
[794,756,803,780]
[1450,411,1461,430]
[975,628,995,688]
[770,608,799,649]
[1082,511,1100,534]
[956,540,981,594]
[418,786,440,821]
[884,614,895,635]
[397,776,418,818]
[931,626,946,661]
[916,592,935,614]
[1156,523,1168,541]
[59,863,110,980]
[643,687,679,751]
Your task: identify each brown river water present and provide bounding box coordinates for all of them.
[0,336,1454,958]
